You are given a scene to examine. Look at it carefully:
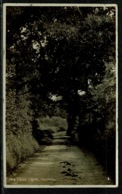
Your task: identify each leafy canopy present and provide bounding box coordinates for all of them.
[7,6,115,101]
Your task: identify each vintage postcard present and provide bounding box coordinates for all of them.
[3,3,118,188]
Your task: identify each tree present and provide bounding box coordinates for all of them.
[6,6,116,136]
[79,61,116,179]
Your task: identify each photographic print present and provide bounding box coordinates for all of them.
[3,3,118,188]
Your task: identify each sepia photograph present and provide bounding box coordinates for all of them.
[3,3,118,187]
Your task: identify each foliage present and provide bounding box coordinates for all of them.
[6,6,116,179]
[6,80,39,174]
[6,6,115,97]
[6,6,116,134]
[78,61,116,179]
[39,116,68,131]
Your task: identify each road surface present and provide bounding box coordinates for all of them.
[7,131,114,186]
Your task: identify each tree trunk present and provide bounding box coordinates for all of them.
[66,93,80,141]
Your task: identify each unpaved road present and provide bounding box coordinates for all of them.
[7,131,114,186]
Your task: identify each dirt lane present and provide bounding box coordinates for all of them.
[7,132,114,186]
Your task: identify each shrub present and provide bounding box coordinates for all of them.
[6,87,39,175]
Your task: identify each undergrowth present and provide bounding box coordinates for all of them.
[6,88,39,175]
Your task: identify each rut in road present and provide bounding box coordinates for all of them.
[7,131,114,186]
